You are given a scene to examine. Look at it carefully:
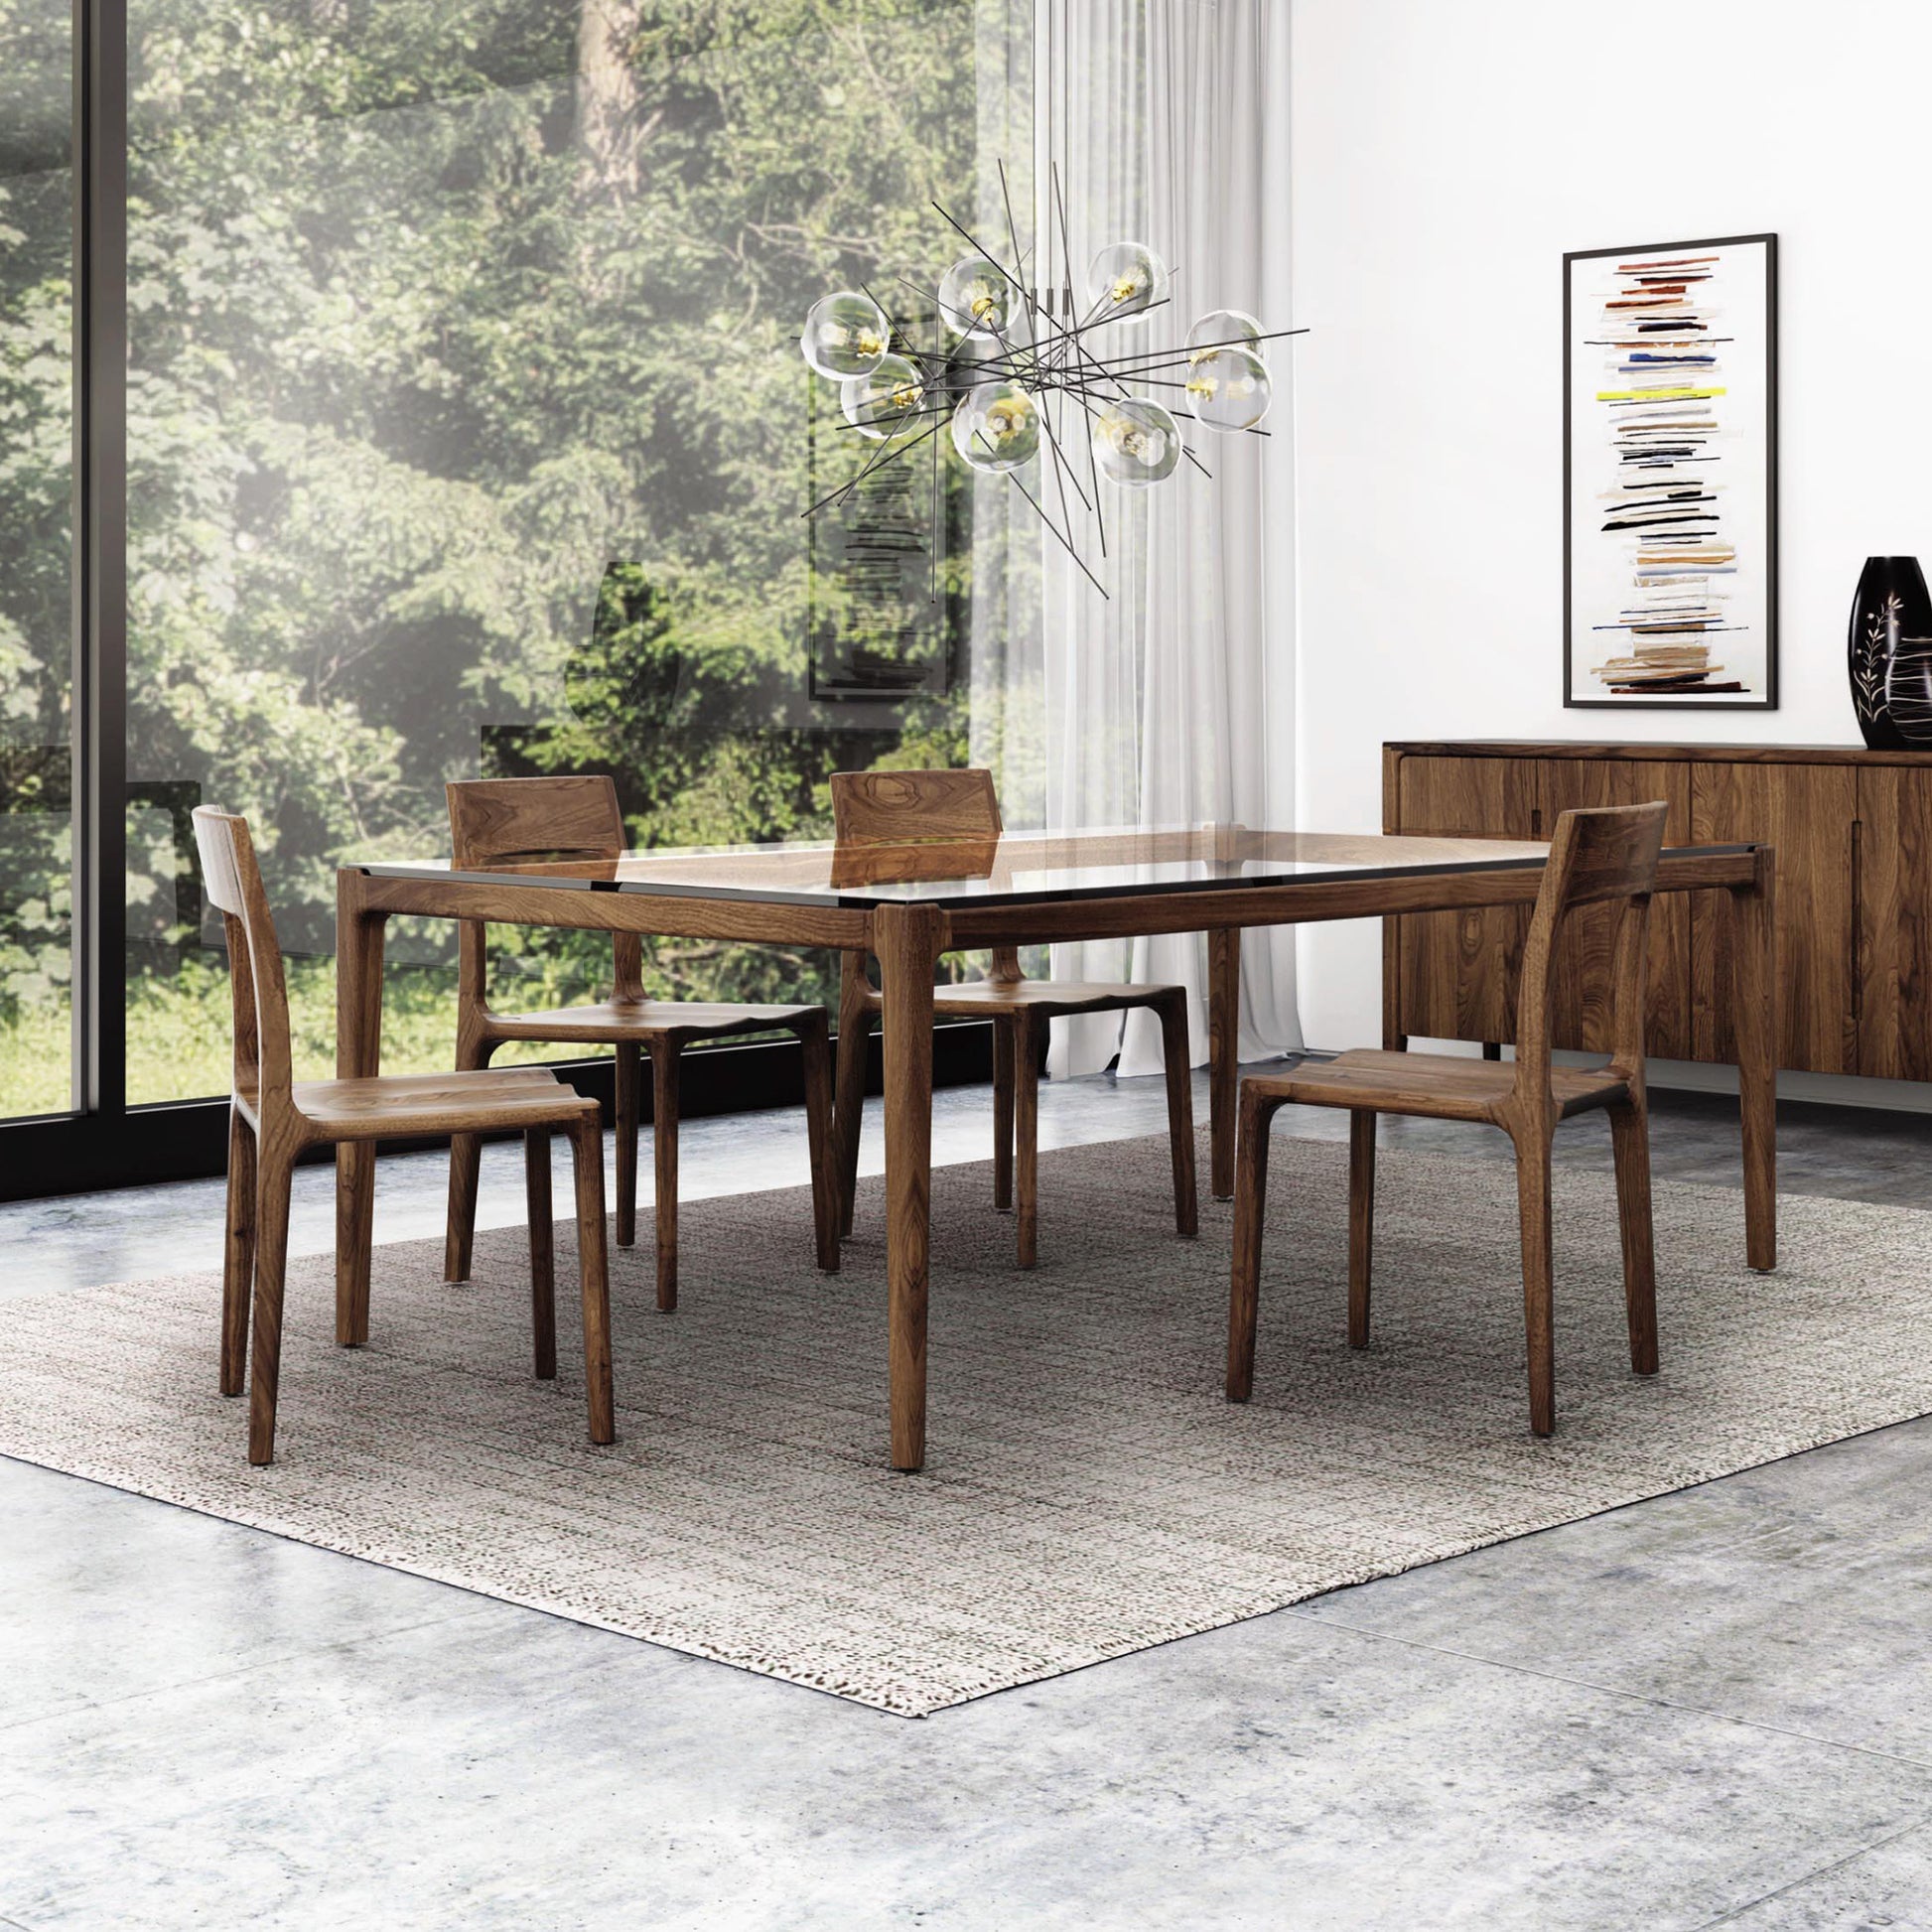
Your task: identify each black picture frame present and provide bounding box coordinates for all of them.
[1563,231,1779,711]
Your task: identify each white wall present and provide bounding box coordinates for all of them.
[1290,0,1932,1066]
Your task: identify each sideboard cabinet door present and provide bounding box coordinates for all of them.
[1391,755,1536,1044]
[1855,765,1932,1080]
[1690,761,1857,1074]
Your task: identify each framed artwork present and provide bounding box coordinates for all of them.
[1564,232,1778,709]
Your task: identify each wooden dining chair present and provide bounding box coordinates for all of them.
[443,775,839,1311]
[1227,800,1669,1437]
[192,808,615,1466]
[829,767,1197,1267]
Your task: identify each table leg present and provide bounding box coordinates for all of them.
[1209,927,1240,1200]
[833,948,872,1237]
[336,869,388,1346]
[1733,848,1777,1272]
[875,901,945,1472]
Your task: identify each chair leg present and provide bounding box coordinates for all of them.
[1348,1110,1376,1348]
[444,1039,497,1285]
[568,1117,616,1447]
[1227,1086,1282,1402]
[992,1016,1015,1212]
[1014,1010,1040,1268]
[1513,1127,1558,1438]
[834,952,871,1238]
[651,1040,682,1311]
[525,1128,557,1380]
[1610,1097,1660,1375]
[220,1106,256,1398]
[1157,991,1198,1238]
[798,1016,840,1274]
[615,1041,642,1250]
[248,1142,296,1466]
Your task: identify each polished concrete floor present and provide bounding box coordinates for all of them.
[5,1069,1932,1929]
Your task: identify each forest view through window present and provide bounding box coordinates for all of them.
[0,0,72,1119]
[84,0,1018,1111]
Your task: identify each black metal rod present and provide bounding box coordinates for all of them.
[1008,468,1110,600]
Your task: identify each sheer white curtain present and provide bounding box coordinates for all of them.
[1026,0,1300,1076]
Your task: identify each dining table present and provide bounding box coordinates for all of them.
[336,822,1777,1471]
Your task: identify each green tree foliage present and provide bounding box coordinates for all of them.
[0,0,994,1102]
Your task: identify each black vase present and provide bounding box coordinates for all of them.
[1849,557,1932,749]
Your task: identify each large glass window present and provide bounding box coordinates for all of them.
[122,0,1000,1106]
[0,0,74,1120]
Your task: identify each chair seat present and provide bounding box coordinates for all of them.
[288,1066,601,1139]
[1246,1047,1629,1124]
[483,998,821,1044]
[862,978,1181,1019]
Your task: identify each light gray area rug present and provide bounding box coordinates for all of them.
[0,1133,1925,1716]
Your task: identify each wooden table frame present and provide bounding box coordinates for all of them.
[334,831,1776,1472]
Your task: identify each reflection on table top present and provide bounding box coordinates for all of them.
[349,823,1742,910]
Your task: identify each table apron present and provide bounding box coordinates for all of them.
[941,849,1760,950]
[351,874,872,949]
[349,846,1759,956]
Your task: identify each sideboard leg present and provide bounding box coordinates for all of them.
[1734,848,1778,1272]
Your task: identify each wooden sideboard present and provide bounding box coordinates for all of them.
[1383,741,1932,1079]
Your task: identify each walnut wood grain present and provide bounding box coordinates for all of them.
[1536,759,1691,1059]
[650,1040,681,1310]
[1689,760,1855,1073]
[831,766,1004,845]
[1208,928,1239,1199]
[524,1127,557,1380]
[877,900,947,1470]
[335,868,385,1348]
[361,872,871,947]
[1230,803,1668,1439]
[1855,766,1932,1080]
[199,809,616,1465]
[991,1015,1015,1212]
[1013,1006,1041,1269]
[1347,1109,1374,1349]
[1734,846,1778,1271]
[219,1104,255,1399]
[1390,755,1537,1045]
[1387,741,1932,767]
[833,950,872,1241]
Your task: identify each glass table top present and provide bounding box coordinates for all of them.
[356,825,1751,910]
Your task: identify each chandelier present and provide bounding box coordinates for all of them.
[798,169,1302,597]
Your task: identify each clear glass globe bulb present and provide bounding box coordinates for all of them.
[801,291,892,379]
[937,256,1012,342]
[1183,346,1273,433]
[1085,242,1169,326]
[950,381,1039,473]
[1092,398,1181,485]
[840,352,924,440]
[1186,308,1266,359]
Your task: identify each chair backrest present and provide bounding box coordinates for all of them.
[445,774,640,1005]
[191,808,294,1110]
[829,767,1014,975]
[1513,800,1669,1107]
[829,767,1003,847]
[446,774,626,869]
